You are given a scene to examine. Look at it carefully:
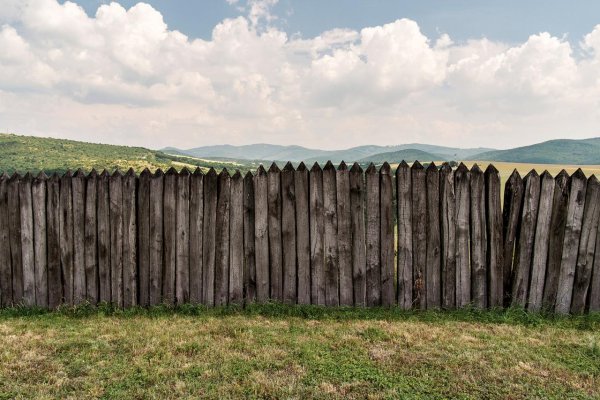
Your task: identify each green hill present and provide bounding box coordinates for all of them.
[358,149,446,163]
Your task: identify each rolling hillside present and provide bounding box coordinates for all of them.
[358,149,445,163]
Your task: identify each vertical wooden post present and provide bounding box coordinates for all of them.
[163,168,177,305]
[411,161,426,309]
[190,168,204,304]
[47,174,62,308]
[202,168,217,306]
[97,170,111,304]
[440,163,455,309]
[176,168,190,305]
[425,163,441,309]
[109,170,123,307]
[149,169,164,306]
[501,170,524,306]
[350,163,366,307]
[32,172,48,308]
[309,162,325,305]
[542,170,569,310]
[337,161,353,306]
[589,221,600,312]
[137,168,151,307]
[281,162,297,304]
[72,169,86,305]
[470,165,487,308]
[295,163,310,305]
[215,168,231,306]
[365,163,380,307]
[243,171,256,303]
[570,176,600,314]
[380,162,394,307]
[527,171,555,312]
[323,161,339,307]
[122,168,137,308]
[229,170,244,305]
[455,163,470,308]
[59,171,74,305]
[253,166,269,303]
[511,170,540,308]
[556,169,587,314]
[485,165,503,308]
[267,163,283,302]
[0,173,11,306]
[396,161,412,309]
[19,173,35,306]
[85,170,98,305]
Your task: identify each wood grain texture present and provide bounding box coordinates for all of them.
[411,162,426,309]
[229,171,244,305]
[72,170,86,305]
[267,163,283,302]
[215,169,231,306]
[189,168,204,304]
[149,170,164,305]
[32,173,48,308]
[243,171,256,303]
[84,170,98,305]
[365,163,380,307]
[323,161,339,307]
[589,217,600,312]
[426,163,441,309]
[485,165,503,309]
[109,170,123,307]
[440,163,455,309]
[163,168,178,305]
[281,163,297,304]
[309,163,325,305]
[97,170,111,304]
[337,162,353,306]
[47,174,62,308]
[122,169,136,308]
[0,174,12,306]
[295,163,310,305]
[501,170,524,306]
[380,162,395,307]
[202,168,217,306]
[396,161,412,309]
[137,169,150,307]
[455,163,470,308]
[176,168,190,305]
[350,163,366,307]
[470,165,487,309]
[59,171,73,305]
[253,166,269,303]
[19,173,35,307]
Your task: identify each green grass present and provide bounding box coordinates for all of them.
[1,304,599,399]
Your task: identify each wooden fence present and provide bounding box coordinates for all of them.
[0,161,599,314]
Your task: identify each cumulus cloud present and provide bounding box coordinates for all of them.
[0,0,599,149]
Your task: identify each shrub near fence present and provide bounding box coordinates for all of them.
[0,161,599,314]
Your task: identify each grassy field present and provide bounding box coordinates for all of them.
[1,304,599,399]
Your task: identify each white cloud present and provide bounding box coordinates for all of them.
[0,0,599,149]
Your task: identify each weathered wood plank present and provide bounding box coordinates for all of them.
[137,169,151,307]
[122,169,137,308]
[84,170,98,305]
[189,168,204,304]
[426,163,441,309]
[396,161,412,309]
[97,170,111,304]
[32,172,48,308]
[47,174,62,308]
[589,216,600,312]
[366,163,380,307]
[243,171,256,303]
[72,170,86,305]
[253,166,269,303]
[455,163,470,308]
[19,173,35,307]
[501,170,524,306]
[109,170,123,307]
[323,161,339,307]
[202,168,217,306]
[380,162,395,307]
[59,171,74,305]
[350,163,366,307]
[215,169,231,306]
[440,163,455,309]
[281,163,297,304]
[470,165,487,309]
[295,163,310,305]
[485,165,503,309]
[555,169,587,314]
[149,169,164,305]
[176,168,190,305]
[0,173,12,306]
[268,163,283,302]
[527,171,555,312]
[511,170,540,308]
[309,163,325,305]
[570,176,600,314]
[163,168,177,305]
[542,170,570,310]
[229,170,244,305]
[411,162,426,309]
[337,161,353,306]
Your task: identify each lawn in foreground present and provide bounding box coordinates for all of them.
[0,305,598,399]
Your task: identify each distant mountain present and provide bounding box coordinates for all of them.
[469,138,600,164]
[358,149,445,163]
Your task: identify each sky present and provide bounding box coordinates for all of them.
[1,0,600,150]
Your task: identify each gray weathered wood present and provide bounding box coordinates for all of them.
[485,165,503,308]
[411,162,426,309]
[295,163,310,305]
[59,171,74,305]
[202,168,217,306]
[337,161,353,306]
[97,170,111,304]
[511,170,540,308]
[109,170,123,307]
[268,163,283,302]
[47,174,62,308]
[215,168,231,306]
[440,163,455,309]
[163,168,177,305]
[455,163,470,307]
[542,170,570,310]
[72,170,86,305]
[122,169,137,308]
[149,169,164,305]
[396,161,412,309]
[32,172,48,308]
[570,176,600,314]
[350,163,366,307]
[555,169,587,314]
[323,161,339,307]
[176,168,190,305]
[281,163,297,304]
[19,173,35,307]
[229,170,244,305]
[243,171,257,303]
[426,163,441,309]
[366,163,380,307]
[502,169,524,306]
[470,165,487,309]
[137,169,151,307]
[84,170,98,305]
[189,168,204,304]
[0,174,12,306]
[253,166,269,302]
[380,162,395,307]
[309,163,325,305]
[527,171,555,312]
[589,217,600,312]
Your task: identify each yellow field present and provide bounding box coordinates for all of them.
[465,161,600,181]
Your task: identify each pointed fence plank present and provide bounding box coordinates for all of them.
[149,170,164,305]
[59,171,74,305]
[396,161,412,309]
[19,174,35,307]
[189,168,204,304]
[323,161,339,306]
[502,170,524,306]
[253,166,269,303]
[163,168,177,305]
[268,163,283,302]
[109,171,124,307]
[122,170,136,308]
[570,176,600,314]
[455,163,470,308]
[365,163,380,307]
[32,173,48,308]
[556,169,587,314]
[337,162,353,306]
[350,163,366,307]
[97,171,111,304]
[485,165,503,308]
[528,171,555,312]
[202,168,217,306]
[0,174,12,306]
[243,171,256,303]
[229,171,244,305]
[84,171,98,305]
[176,169,190,305]
[72,170,86,305]
[137,169,151,307]
[309,163,325,305]
[470,165,487,309]
[411,162,426,309]
[589,220,600,312]
[215,169,231,306]
[440,163,455,309]
[295,163,310,305]
[281,163,297,304]
[426,163,441,309]
[380,163,395,307]
[47,174,62,308]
